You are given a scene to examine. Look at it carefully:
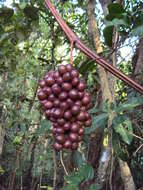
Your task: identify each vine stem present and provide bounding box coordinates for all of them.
[44,0,143,95]
[70,40,74,65]
[53,149,57,190]
[60,151,68,175]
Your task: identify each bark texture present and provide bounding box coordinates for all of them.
[87,0,114,188]
[132,38,143,84]
[0,106,5,157]
[119,159,135,190]
[87,0,136,189]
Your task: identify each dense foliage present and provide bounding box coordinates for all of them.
[0,0,143,190]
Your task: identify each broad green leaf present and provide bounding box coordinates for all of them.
[103,26,113,47]
[107,18,128,27]
[89,184,99,190]
[60,184,78,190]
[113,119,133,144]
[73,151,84,167]
[131,13,143,36]
[85,113,108,134]
[92,113,108,127]
[66,172,84,185]
[131,26,143,36]
[108,3,125,15]
[116,102,142,113]
[80,164,94,180]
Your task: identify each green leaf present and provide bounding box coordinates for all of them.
[131,13,143,36]
[79,59,95,76]
[116,102,142,113]
[113,119,133,145]
[131,26,143,36]
[80,164,94,180]
[108,3,125,15]
[73,151,84,168]
[89,184,99,190]
[107,18,128,27]
[37,119,51,135]
[60,184,78,190]
[66,172,84,185]
[103,26,114,47]
[92,113,108,127]
[89,107,99,114]
[85,113,108,134]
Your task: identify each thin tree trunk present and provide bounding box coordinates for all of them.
[132,38,143,84]
[86,1,114,188]
[98,0,135,189]
[0,105,5,157]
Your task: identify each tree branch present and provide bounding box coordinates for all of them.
[44,0,143,95]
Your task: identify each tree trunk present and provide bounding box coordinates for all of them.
[86,1,114,188]
[0,105,5,157]
[132,38,143,85]
[87,0,136,190]
[119,159,135,190]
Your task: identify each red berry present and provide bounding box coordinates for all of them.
[54,71,60,79]
[37,91,47,100]
[71,105,80,116]
[56,128,64,134]
[45,76,55,86]
[48,94,55,102]
[77,111,86,122]
[43,87,52,96]
[66,98,74,107]
[71,69,79,78]
[64,110,72,120]
[75,100,82,107]
[78,92,84,99]
[54,142,62,150]
[69,133,78,142]
[78,128,84,135]
[62,83,72,92]
[71,142,78,150]
[45,110,51,119]
[77,80,86,91]
[57,118,65,125]
[39,80,46,88]
[55,135,65,144]
[58,65,66,75]
[59,92,68,100]
[44,101,53,109]
[60,102,69,111]
[53,99,60,107]
[85,119,92,127]
[56,77,63,85]
[63,122,71,131]
[63,72,71,82]
[72,77,79,86]
[66,64,73,72]
[71,123,79,132]
[52,84,61,95]
[82,96,90,106]
[69,89,78,100]
[64,140,72,149]
[53,108,62,119]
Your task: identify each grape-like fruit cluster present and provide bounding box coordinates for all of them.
[37,64,92,151]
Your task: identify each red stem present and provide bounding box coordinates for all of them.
[45,0,143,95]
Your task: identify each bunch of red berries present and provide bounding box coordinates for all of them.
[37,64,92,150]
